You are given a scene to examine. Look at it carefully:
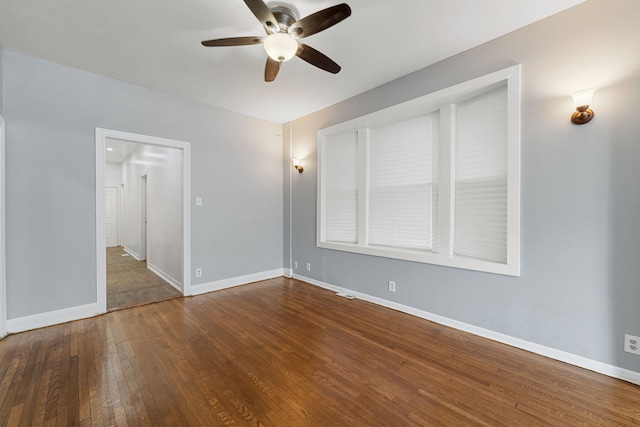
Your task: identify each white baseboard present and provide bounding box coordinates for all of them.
[283,268,293,278]
[123,246,141,261]
[7,303,99,334]
[293,274,640,386]
[2,268,284,335]
[191,268,285,296]
[147,263,182,293]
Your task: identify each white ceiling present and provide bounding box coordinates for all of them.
[0,0,584,124]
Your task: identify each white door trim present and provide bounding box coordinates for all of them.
[95,128,192,314]
[0,114,6,337]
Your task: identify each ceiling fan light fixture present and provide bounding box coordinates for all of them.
[264,33,298,62]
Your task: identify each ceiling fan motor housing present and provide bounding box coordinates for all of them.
[268,3,300,32]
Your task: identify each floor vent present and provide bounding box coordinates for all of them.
[336,292,356,300]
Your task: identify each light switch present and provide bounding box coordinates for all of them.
[195,197,203,207]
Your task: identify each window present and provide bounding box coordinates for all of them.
[317,66,520,276]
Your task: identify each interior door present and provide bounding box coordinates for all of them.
[140,175,148,261]
[105,187,119,247]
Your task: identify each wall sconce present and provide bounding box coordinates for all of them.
[292,158,303,173]
[571,88,596,125]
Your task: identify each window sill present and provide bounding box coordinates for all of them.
[317,241,520,277]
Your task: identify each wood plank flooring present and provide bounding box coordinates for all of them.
[107,247,181,311]
[1,277,639,426]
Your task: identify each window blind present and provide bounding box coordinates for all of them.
[454,86,508,263]
[324,131,358,243]
[368,114,438,251]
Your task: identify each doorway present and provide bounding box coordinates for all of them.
[95,128,191,314]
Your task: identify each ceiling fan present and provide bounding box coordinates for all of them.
[201,0,352,82]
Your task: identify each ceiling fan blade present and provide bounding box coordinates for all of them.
[243,0,280,34]
[201,36,264,47]
[296,44,341,74]
[289,4,351,39]
[265,57,281,82]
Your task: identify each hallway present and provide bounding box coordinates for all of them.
[107,246,181,310]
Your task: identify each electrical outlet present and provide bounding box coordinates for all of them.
[388,280,396,292]
[306,263,311,272]
[624,334,640,355]
[195,268,202,278]
[294,261,298,269]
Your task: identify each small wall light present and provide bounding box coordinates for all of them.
[571,88,596,125]
[292,158,303,173]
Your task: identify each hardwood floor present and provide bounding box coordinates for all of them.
[1,277,639,426]
[107,247,181,310]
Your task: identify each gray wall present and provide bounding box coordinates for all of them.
[0,48,3,114]
[3,49,283,318]
[287,0,640,372]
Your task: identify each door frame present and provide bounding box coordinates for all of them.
[95,128,191,314]
[0,114,5,337]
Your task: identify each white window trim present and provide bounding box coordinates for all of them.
[317,65,521,276]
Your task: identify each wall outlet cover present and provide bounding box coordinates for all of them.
[624,334,640,355]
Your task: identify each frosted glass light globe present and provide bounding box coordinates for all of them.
[264,33,298,62]
[571,88,596,108]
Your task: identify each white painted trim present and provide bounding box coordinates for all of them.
[147,263,182,292]
[182,143,192,296]
[439,103,455,256]
[293,274,640,386]
[191,269,285,296]
[283,268,293,278]
[317,241,519,276]
[288,122,293,274]
[507,67,522,275]
[356,128,368,244]
[0,114,5,338]
[7,303,99,334]
[123,246,142,261]
[95,128,192,311]
[96,130,107,313]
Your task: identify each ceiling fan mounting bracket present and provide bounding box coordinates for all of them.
[267,3,300,32]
